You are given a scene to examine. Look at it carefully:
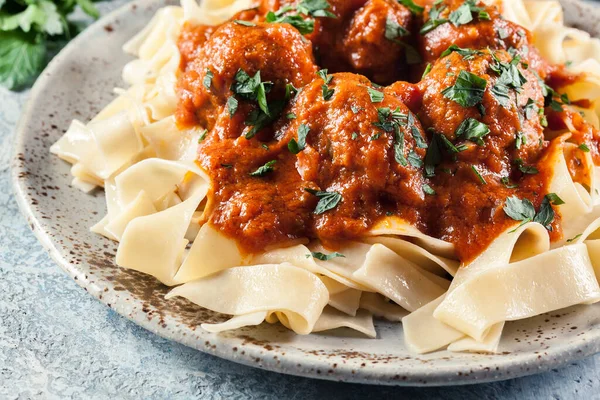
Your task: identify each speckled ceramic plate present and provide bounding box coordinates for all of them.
[11,0,600,386]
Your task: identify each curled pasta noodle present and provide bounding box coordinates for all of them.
[166,264,330,335]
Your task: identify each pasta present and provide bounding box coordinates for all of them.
[50,0,600,354]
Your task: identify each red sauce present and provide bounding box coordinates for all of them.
[174,0,596,263]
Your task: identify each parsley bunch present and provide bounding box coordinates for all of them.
[0,0,100,90]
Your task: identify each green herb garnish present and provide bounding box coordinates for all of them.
[249,160,277,177]
[441,70,487,107]
[288,124,310,154]
[309,251,345,261]
[305,189,342,214]
[455,118,489,145]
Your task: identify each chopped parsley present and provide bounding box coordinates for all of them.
[420,2,448,34]
[227,96,238,117]
[233,20,256,26]
[352,132,359,140]
[288,124,310,154]
[567,234,582,243]
[309,251,345,261]
[198,129,208,143]
[497,27,509,39]
[439,132,468,153]
[579,143,591,152]
[422,63,432,79]
[394,129,407,166]
[439,45,482,60]
[231,69,273,115]
[449,2,473,26]
[407,150,423,168]
[454,118,490,145]
[286,112,297,119]
[305,189,342,214]
[515,131,526,149]
[424,133,443,177]
[501,176,519,188]
[370,132,382,141]
[203,69,214,90]
[249,160,277,177]
[523,98,539,120]
[448,0,489,27]
[471,165,486,184]
[367,87,385,103]
[351,105,361,114]
[285,83,299,100]
[441,70,487,107]
[514,158,538,174]
[373,107,407,132]
[318,69,334,100]
[265,0,336,34]
[408,113,428,148]
[398,0,424,15]
[385,18,409,42]
[317,69,333,84]
[221,164,233,169]
[423,183,436,195]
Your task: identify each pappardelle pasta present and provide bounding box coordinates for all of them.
[51,0,600,353]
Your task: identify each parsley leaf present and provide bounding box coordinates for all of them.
[367,87,384,103]
[501,176,519,188]
[441,70,487,107]
[449,2,473,26]
[408,112,428,148]
[305,189,342,214]
[198,129,207,143]
[231,69,273,115]
[398,0,424,14]
[394,128,407,166]
[422,63,432,79]
[533,193,564,229]
[471,165,487,184]
[266,0,335,34]
[288,124,310,154]
[424,133,443,177]
[309,251,345,261]
[203,69,214,89]
[249,160,277,177]
[407,150,423,168]
[0,30,45,90]
[579,143,591,152]
[440,45,482,60]
[233,20,256,26]
[420,2,448,34]
[503,196,536,222]
[227,96,238,117]
[455,118,489,145]
[385,17,409,42]
[423,183,436,195]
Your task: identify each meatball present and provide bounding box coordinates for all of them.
[258,0,414,84]
[419,0,549,78]
[418,49,546,175]
[342,0,414,83]
[274,72,429,239]
[176,21,317,129]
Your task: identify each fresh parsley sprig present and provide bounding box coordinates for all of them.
[503,193,564,231]
[0,0,100,90]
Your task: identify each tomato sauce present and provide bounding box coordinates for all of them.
[175,0,595,263]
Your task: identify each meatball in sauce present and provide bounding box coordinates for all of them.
[173,0,595,262]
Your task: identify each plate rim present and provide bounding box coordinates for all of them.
[10,0,600,386]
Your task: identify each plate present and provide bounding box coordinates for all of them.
[11,0,600,386]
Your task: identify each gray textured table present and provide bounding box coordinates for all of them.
[1,1,600,398]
